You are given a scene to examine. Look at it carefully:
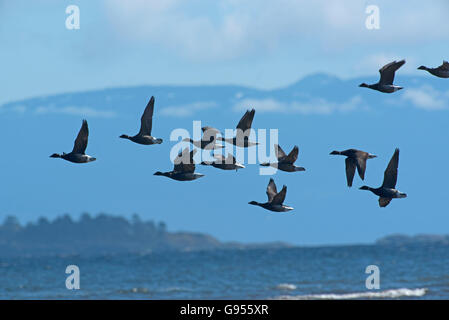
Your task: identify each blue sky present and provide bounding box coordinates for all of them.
[1,1,449,245]
[1,0,448,105]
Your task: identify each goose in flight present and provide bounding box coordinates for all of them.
[201,153,245,171]
[418,61,449,78]
[182,126,224,150]
[120,96,163,145]
[359,60,406,93]
[249,178,293,212]
[217,109,258,147]
[154,148,204,181]
[330,149,377,187]
[260,144,305,172]
[50,120,96,163]
[359,148,407,207]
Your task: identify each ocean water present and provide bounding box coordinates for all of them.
[1,244,448,299]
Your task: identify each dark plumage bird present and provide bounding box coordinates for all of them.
[50,120,96,163]
[120,96,163,145]
[359,148,407,207]
[183,126,224,150]
[217,109,258,147]
[154,148,204,181]
[330,149,377,187]
[418,61,449,78]
[201,154,245,171]
[248,178,293,212]
[359,60,406,93]
[260,144,305,172]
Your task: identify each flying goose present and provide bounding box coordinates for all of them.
[359,60,406,93]
[359,148,407,207]
[330,149,377,187]
[182,126,224,150]
[50,120,96,163]
[154,148,204,181]
[201,153,245,171]
[248,178,293,212]
[418,61,449,78]
[217,109,258,147]
[120,96,163,145]
[260,144,305,172]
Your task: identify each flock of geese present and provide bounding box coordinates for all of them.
[50,59,448,211]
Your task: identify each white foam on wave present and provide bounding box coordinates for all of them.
[275,288,427,300]
[276,283,297,291]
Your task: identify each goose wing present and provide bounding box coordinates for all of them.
[440,60,449,71]
[236,109,255,132]
[379,60,405,85]
[174,148,196,173]
[72,120,89,154]
[382,148,399,189]
[282,146,299,164]
[274,144,287,160]
[379,197,392,208]
[354,151,368,180]
[213,154,226,163]
[345,157,356,187]
[271,185,287,205]
[225,153,237,164]
[202,126,221,141]
[139,96,155,136]
[266,178,278,202]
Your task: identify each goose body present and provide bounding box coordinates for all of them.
[359,148,407,207]
[217,109,258,148]
[201,154,245,171]
[154,148,204,181]
[330,148,376,187]
[249,178,293,212]
[50,120,96,164]
[418,61,449,78]
[120,96,163,145]
[183,126,224,150]
[359,60,405,93]
[183,138,223,150]
[260,144,305,173]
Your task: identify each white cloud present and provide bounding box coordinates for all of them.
[402,86,449,111]
[233,96,365,115]
[104,0,449,61]
[34,106,117,118]
[160,101,217,117]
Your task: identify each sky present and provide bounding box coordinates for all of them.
[1,0,449,246]
[1,0,448,105]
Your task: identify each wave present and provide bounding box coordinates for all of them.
[276,283,297,291]
[274,288,427,300]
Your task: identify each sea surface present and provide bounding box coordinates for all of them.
[1,244,448,299]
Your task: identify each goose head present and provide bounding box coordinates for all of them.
[153,171,167,177]
[359,83,369,88]
[119,134,130,139]
[329,151,341,155]
[359,186,370,191]
[260,162,271,166]
[50,153,61,158]
[368,154,377,159]
[417,66,427,70]
[248,201,260,206]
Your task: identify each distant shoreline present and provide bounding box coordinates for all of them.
[1,213,448,257]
